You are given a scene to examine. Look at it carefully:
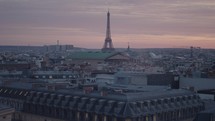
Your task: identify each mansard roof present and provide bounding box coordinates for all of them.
[68,51,115,60]
[0,84,203,118]
[67,51,131,61]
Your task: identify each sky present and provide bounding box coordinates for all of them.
[0,0,215,49]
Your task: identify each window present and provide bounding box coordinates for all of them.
[24,92,28,96]
[19,91,23,95]
[9,90,13,94]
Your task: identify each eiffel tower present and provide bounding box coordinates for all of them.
[102,11,115,52]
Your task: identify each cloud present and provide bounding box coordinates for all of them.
[0,0,215,48]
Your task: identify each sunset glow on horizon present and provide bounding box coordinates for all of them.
[0,0,215,49]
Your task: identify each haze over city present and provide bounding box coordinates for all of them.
[1,1,215,121]
[0,0,215,48]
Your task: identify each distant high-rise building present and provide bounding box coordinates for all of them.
[102,11,115,52]
[44,44,73,52]
[57,40,60,51]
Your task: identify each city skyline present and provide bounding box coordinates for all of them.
[0,0,215,49]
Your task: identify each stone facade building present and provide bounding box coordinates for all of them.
[0,104,14,121]
[0,84,204,121]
